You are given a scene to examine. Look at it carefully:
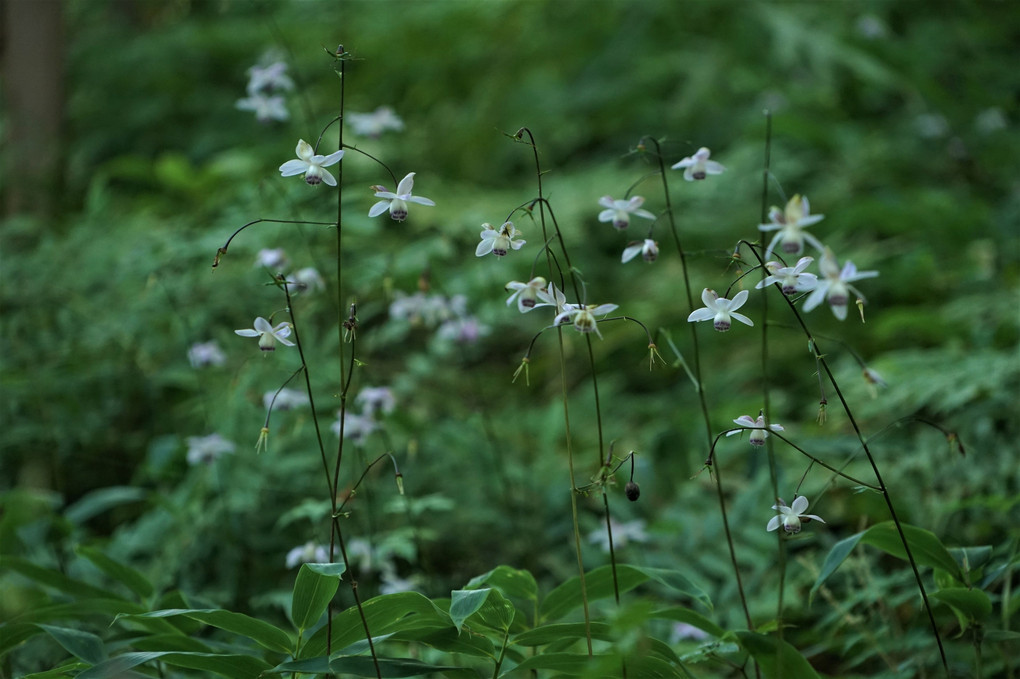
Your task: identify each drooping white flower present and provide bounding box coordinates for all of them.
[505,277,549,312]
[288,267,325,294]
[687,289,753,331]
[346,106,405,137]
[254,248,288,270]
[758,195,825,260]
[476,222,525,257]
[368,172,435,221]
[755,256,818,295]
[767,496,825,534]
[672,147,725,181]
[246,62,294,94]
[588,519,649,552]
[332,410,377,445]
[862,367,887,389]
[437,316,488,344]
[185,433,236,465]
[234,317,295,352]
[622,239,659,263]
[356,387,396,417]
[235,93,289,123]
[726,412,784,446]
[285,542,329,568]
[279,140,344,187]
[188,341,226,368]
[597,195,656,230]
[802,248,878,320]
[554,301,619,339]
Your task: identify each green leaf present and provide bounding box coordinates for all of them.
[76,652,270,679]
[931,588,992,622]
[20,663,94,679]
[651,606,726,639]
[464,565,538,602]
[540,564,710,622]
[0,556,117,600]
[128,608,292,653]
[513,622,612,646]
[35,624,107,665]
[390,625,496,658]
[291,562,345,632]
[302,591,453,659]
[0,622,44,656]
[502,652,598,676]
[270,655,477,677]
[76,545,154,600]
[450,588,493,633]
[64,486,148,525]
[733,631,820,679]
[811,522,963,599]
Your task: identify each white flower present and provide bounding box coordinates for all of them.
[588,519,649,552]
[185,434,236,465]
[758,195,825,260]
[597,195,656,230]
[767,496,825,534]
[687,289,753,332]
[863,367,887,389]
[368,172,435,221]
[437,316,487,344]
[332,410,377,445]
[234,317,295,352]
[263,388,309,411]
[802,248,878,320]
[285,542,329,568]
[236,93,289,123]
[288,267,325,294]
[246,62,294,94]
[346,106,405,137]
[279,140,344,187]
[671,623,710,643]
[754,256,818,295]
[188,341,226,368]
[622,239,659,263]
[671,147,724,181]
[356,387,396,417]
[726,412,784,446]
[505,277,549,312]
[541,283,568,316]
[475,222,525,257]
[254,248,288,270]
[379,568,421,595]
[554,302,619,339]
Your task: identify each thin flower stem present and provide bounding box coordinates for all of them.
[212,218,336,268]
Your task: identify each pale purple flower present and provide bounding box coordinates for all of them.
[368,172,435,221]
[726,412,784,446]
[254,248,288,270]
[687,289,753,331]
[767,496,825,534]
[671,623,710,643]
[759,195,825,260]
[332,410,377,445]
[246,62,294,94]
[505,277,549,312]
[672,147,724,181]
[236,93,289,123]
[379,569,421,595]
[263,388,309,411]
[755,256,818,295]
[279,140,344,187]
[437,316,487,344]
[476,222,525,257]
[188,341,226,368]
[597,195,656,230]
[288,267,325,294]
[389,292,451,327]
[554,302,619,339]
[621,239,659,263]
[588,519,648,552]
[185,434,236,465]
[356,387,396,417]
[234,317,295,352]
[346,106,405,137]
[285,542,329,568]
[802,248,879,320]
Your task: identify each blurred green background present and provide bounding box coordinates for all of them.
[2,0,1018,675]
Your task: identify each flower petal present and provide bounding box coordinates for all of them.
[791,496,809,514]
[368,200,391,218]
[279,160,308,176]
[396,172,415,195]
[767,516,781,532]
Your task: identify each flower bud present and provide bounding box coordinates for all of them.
[625,481,640,502]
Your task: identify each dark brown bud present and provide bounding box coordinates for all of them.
[625,481,640,502]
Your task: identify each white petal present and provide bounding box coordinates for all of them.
[279,160,308,176]
[591,304,618,315]
[510,239,526,250]
[700,288,717,308]
[633,208,656,220]
[767,516,781,532]
[475,239,494,257]
[687,308,714,322]
[276,336,295,347]
[703,160,725,174]
[396,172,415,195]
[734,415,756,427]
[622,244,643,262]
[729,289,749,310]
[791,496,809,514]
[730,312,754,327]
[368,200,391,218]
[320,169,338,187]
[831,303,848,321]
[235,329,260,337]
[253,317,273,333]
[295,140,313,161]
[598,195,616,209]
[802,285,828,312]
[805,514,826,524]
[407,196,435,206]
[598,209,616,223]
[320,150,344,166]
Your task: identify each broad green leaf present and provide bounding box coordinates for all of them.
[931,588,992,621]
[811,522,963,599]
[76,651,269,679]
[291,562,345,632]
[651,606,726,639]
[20,663,93,679]
[391,625,496,658]
[512,622,612,647]
[540,564,710,622]
[1,556,116,600]
[501,652,598,676]
[35,624,107,665]
[270,655,476,677]
[128,608,292,653]
[0,622,44,656]
[302,592,453,658]
[464,565,538,602]
[984,629,1020,642]
[733,631,820,679]
[450,588,493,632]
[64,486,148,525]
[76,545,154,600]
